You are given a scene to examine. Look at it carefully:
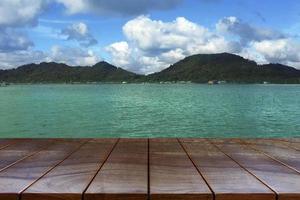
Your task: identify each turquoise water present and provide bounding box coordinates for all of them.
[0,84,299,138]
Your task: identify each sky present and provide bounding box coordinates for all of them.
[1,0,300,74]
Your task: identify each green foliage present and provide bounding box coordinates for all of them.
[0,61,141,83]
[148,53,300,83]
[1,53,300,83]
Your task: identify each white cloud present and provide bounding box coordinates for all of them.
[160,48,186,63]
[0,46,101,69]
[215,16,300,69]
[107,16,240,74]
[56,0,182,16]
[239,47,267,65]
[47,46,100,66]
[61,22,98,47]
[55,0,88,14]
[106,16,300,74]
[0,0,48,27]
[1,3,300,73]
[105,41,132,67]
[251,39,300,67]
[216,16,285,44]
[0,0,49,55]
[0,0,49,67]
[0,28,34,52]
[0,50,46,69]
[123,16,207,52]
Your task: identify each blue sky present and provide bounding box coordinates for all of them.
[1,0,300,74]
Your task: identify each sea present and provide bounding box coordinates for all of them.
[0,84,299,138]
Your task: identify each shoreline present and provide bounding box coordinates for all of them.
[2,82,300,85]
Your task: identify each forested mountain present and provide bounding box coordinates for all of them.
[1,53,300,84]
[0,61,140,83]
[148,53,300,83]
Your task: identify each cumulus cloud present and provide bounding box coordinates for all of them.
[0,1,100,68]
[61,22,98,47]
[0,0,49,56]
[106,16,241,74]
[0,0,48,28]
[0,0,49,68]
[0,46,101,69]
[0,28,34,52]
[0,50,46,69]
[214,16,300,68]
[105,16,300,73]
[216,16,285,44]
[251,39,300,67]
[47,45,100,66]
[105,41,132,67]
[56,0,182,16]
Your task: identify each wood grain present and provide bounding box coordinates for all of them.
[269,138,300,151]
[150,138,212,200]
[85,139,148,200]
[243,139,300,173]
[0,139,16,150]
[23,139,117,200]
[0,139,52,172]
[0,139,86,200]
[0,138,296,199]
[211,139,300,200]
[180,139,275,200]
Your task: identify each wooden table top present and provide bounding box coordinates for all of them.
[0,138,299,200]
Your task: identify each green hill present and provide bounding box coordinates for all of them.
[1,53,300,83]
[0,61,140,83]
[148,53,300,83]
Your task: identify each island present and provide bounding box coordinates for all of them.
[1,53,300,84]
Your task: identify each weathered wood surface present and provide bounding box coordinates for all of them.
[0,139,52,172]
[211,139,300,200]
[85,139,148,200]
[244,139,300,173]
[179,139,275,200]
[150,139,212,200]
[268,138,300,151]
[0,139,16,150]
[23,139,116,200]
[0,138,298,200]
[0,139,86,200]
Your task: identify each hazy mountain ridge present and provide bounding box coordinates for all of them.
[1,53,300,83]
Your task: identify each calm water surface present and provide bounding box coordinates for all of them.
[0,84,299,138]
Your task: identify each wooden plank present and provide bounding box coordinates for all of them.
[85,139,148,200]
[150,139,212,200]
[22,139,117,200]
[270,138,300,151]
[0,139,16,150]
[254,138,300,150]
[180,139,275,200]
[0,139,52,171]
[0,139,86,200]
[282,138,300,143]
[244,139,300,173]
[211,139,300,200]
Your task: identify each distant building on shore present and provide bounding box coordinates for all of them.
[208,80,227,85]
